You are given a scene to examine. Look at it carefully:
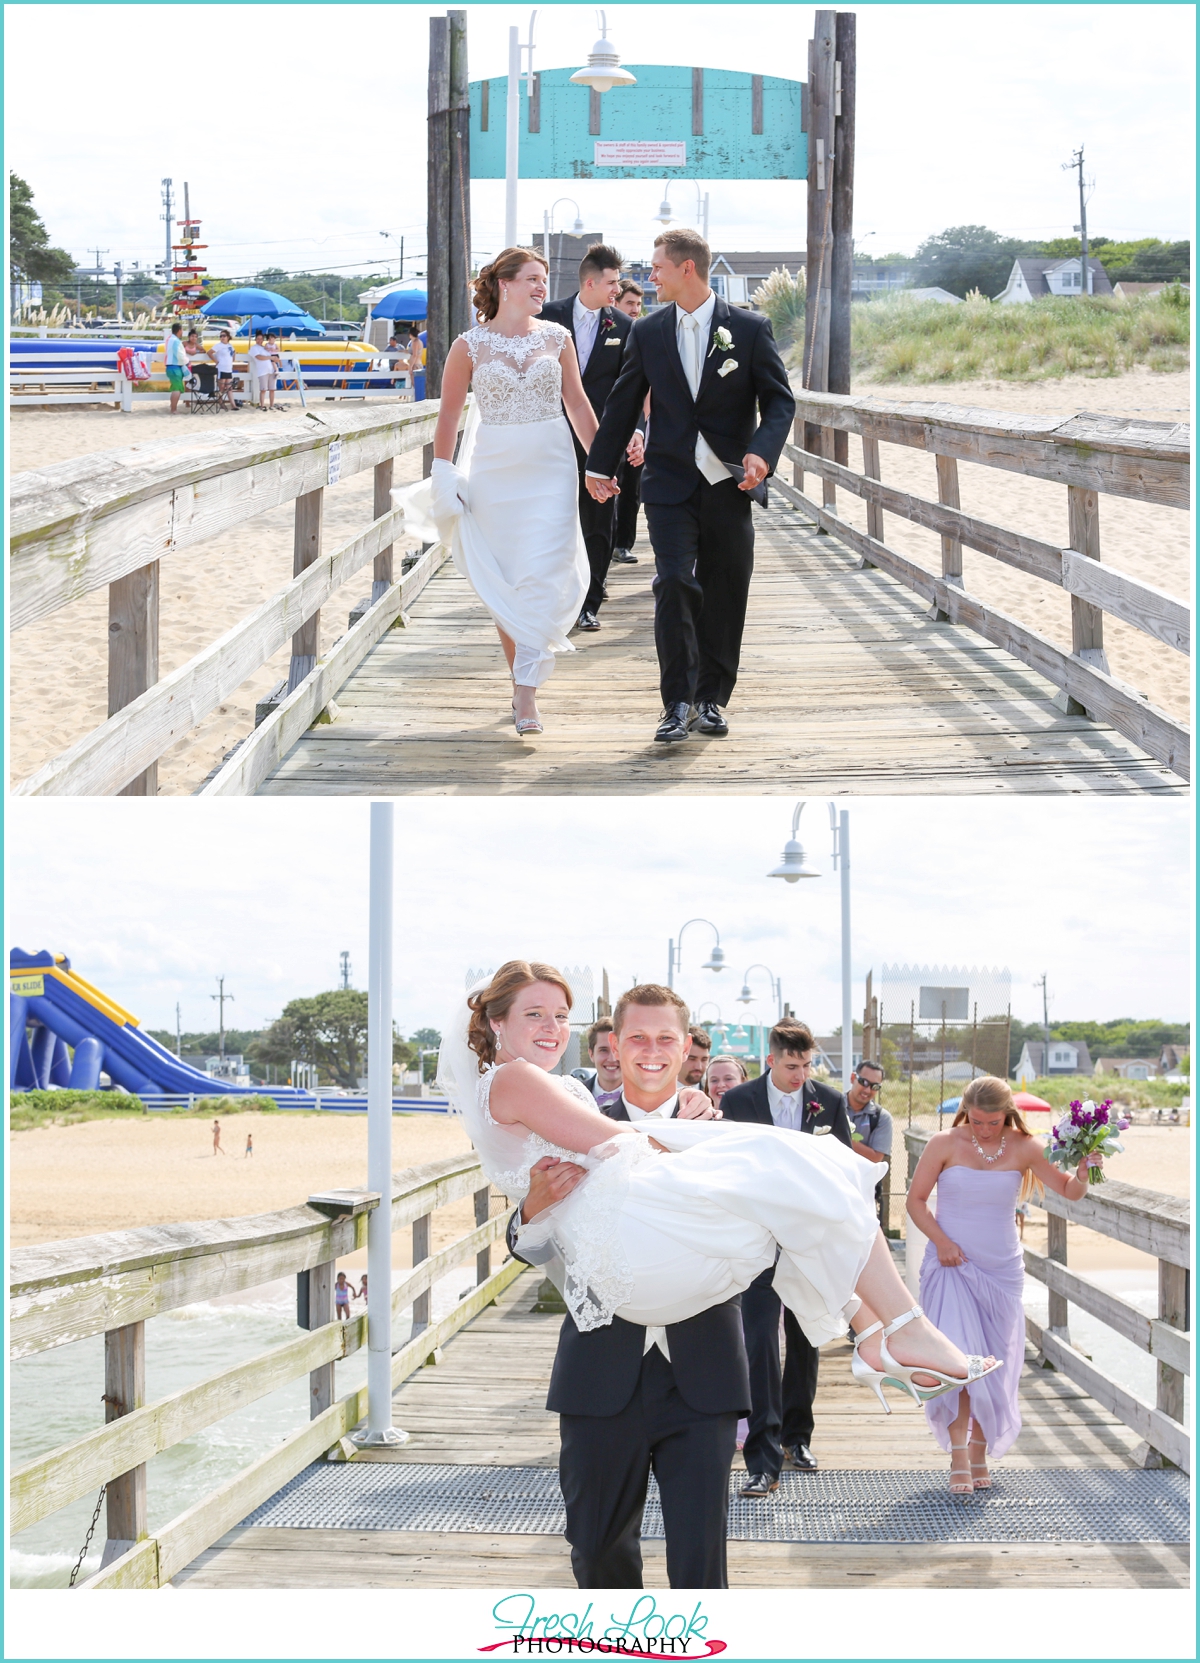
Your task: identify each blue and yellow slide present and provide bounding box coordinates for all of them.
[10,948,314,1103]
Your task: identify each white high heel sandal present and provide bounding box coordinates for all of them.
[879,1305,1003,1406]
[849,1320,905,1414]
[949,1441,974,1495]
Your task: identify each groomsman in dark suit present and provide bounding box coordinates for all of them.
[507,984,746,1589]
[540,244,636,631]
[584,228,795,743]
[719,1021,854,1495]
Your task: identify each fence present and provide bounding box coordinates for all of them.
[12,399,460,797]
[128,1093,450,1113]
[773,392,1190,780]
[904,1128,1190,1472]
[8,1154,517,1589]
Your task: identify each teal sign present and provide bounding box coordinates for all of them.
[706,1023,770,1057]
[469,65,805,181]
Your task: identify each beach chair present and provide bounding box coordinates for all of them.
[186,362,221,414]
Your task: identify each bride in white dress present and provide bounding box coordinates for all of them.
[440,961,1002,1408]
[404,248,596,737]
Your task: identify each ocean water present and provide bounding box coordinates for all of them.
[10,1268,474,1589]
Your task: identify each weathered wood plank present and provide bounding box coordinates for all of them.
[389,1212,509,1326]
[107,560,159,797]
[13,504,410,797]
[103,1320,147,1551]
[1061,548,1190,654]
[1025,1314,1190,1471]
[11,403,443,630]
[199,542,451,797]
[1036,1179,1191,1269]
[791,391,1190,506]
[770,478,1190,780]
[1024,1249,1190,1374]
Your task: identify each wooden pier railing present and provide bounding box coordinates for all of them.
[9,1155,518,1589]
[10,399,461,798]
[774,394,1190,780]
[904,1128,1191,1471]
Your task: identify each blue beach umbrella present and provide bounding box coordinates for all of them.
[199,286,305,320]
[234,312,327,336]
[370,288,429,321]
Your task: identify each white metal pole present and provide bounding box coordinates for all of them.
[667,938,675,988]
[360,801,406,1445]
[839,810,853,1091]
[505,26,520,247]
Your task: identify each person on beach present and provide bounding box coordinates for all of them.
[405,248,606,738]
[357,1273,368,1302]
[335,1272,354,1319]
[212,1118,225,1155]
[244,1132,253,1158]
[461,964,1000,1589]
[907,1075,1104,1494]
[165,322,187,414]
[249,330,277,410]
[214,329,236,411]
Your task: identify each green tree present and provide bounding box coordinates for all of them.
[10,173,75,286]
[248,990,408,1088]
[912,224,1037,300]
[411,1027,442,1048]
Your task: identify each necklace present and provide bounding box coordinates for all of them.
[970,1130,1006,1164]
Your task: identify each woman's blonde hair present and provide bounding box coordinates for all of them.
[471,247,549,322]
[952,1075,1043,1201]
[466,960,573,1070]
[703,1053,747,1091]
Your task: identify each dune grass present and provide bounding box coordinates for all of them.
[843,290,1190,385]
[9,1090,281,1130]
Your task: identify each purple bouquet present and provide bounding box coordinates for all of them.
[1046,1098,1129,1186]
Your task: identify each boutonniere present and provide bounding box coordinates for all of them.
[709,325,734,356]
[717,358,738,377]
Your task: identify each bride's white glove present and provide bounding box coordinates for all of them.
[429,457,468,520]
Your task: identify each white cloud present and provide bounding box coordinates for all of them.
[7,797,1190,1037]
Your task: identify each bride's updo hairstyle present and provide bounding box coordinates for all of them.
[467,959,574,1069]
[472,247,549,322]
[953,1076,1042,1200]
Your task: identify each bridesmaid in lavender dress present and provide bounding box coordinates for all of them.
[907,1076,1104,1494]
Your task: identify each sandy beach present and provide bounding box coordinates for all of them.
[9,368,1190,794]
[9,1112,1189,1277]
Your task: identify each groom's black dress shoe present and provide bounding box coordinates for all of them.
[654,703,693,744]
[739,1472,780,1497]
[577,610,601,631]
[611,547,638,563]
[691,701,729,737]
[784,1443,818,1470]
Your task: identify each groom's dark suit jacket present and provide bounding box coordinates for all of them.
[539,294,631,464]
[506,1090,751,1419]
[719,1073,855,1147]
[585,295,795,504]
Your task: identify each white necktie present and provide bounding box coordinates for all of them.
[680,309,729,486]
[681,312,702,398]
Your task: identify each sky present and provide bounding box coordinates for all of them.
[5,3,1193,293]
[7,797,1191,1039]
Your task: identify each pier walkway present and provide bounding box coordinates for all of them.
[174,1269,1189,1591]
[254,505,1183,797]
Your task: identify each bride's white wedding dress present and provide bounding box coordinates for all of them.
[459,1062,882,1348]
[399,322,588,688]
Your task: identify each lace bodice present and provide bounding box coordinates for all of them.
[478,1064,594,1197]
[462,323,568,426]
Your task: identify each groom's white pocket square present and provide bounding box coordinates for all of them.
[717,359,738,377]
[604,336,622,345]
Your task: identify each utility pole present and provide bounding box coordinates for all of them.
[88,249,110,312]
[426,9,471,398]
[160,178,174,281]
[175,1002,182,1059]
[1062,146,1092,296]
[210,976,234,1059]
[1035,973,1051,1072]
[340,951,352,990]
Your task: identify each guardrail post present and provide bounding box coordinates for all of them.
[108,563,159,795]
[412,1212,431,1330]
[860,430,883,553]
[474,1186,491,1284]
[1156,1259,1188,1434]
[1046,1212,1069,1340]
[100,1320,147,1566]
[372,459,394,603]
[1062,483,1109,715]
[287,487,324,692]
[791,415,805,496]
[301,1258,336,1416]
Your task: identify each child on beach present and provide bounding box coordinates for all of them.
[334,1272,354,1320]
[214,330,236,411]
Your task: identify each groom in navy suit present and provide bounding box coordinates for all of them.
[507,984,748,1589]
[585,227,795,744]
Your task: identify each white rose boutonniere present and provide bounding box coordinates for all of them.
[717,359,738,378]
[711,326,734,354]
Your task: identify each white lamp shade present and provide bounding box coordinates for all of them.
[737,983,754,1004]
[702,944,726,972]
[767,839,820,882]
[570,40,637,94]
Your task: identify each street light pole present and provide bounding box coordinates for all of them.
[666,918,725,989]
[358,802,406,1447]
[505,26,521,247]
[832,806,853,1091]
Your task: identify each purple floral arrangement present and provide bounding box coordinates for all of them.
[1046,1098,1129,1186]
